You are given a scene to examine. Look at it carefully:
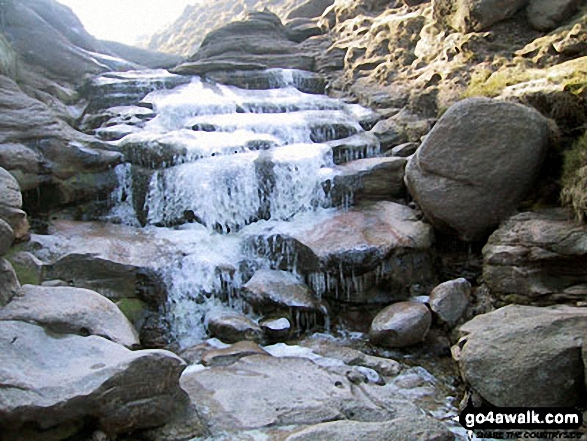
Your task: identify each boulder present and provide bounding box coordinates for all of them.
[0,320,186,437]
[483,209,587,305]
[242,269,324,314]
[369,301,432,347]
[405,98,550,241]
[389,142,419,158]
[0,143,43,191]
[248,201,436,304]
[0,219,14,256]
[260,317,293,342]
[0,285,140,348]
[205,309,263,343]
[454,305,587,407]
[429,278,471,326]
[526,0,580,31]
[172,11,315,76]
[433,0,529,32]
[0,258,20,307]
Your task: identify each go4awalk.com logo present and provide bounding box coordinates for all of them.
[458,405,584,439]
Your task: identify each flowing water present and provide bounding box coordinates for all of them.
[103,69,381,348]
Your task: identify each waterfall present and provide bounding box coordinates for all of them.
[107,69,381,348]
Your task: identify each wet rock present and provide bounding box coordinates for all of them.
[260,316,293,342]
[0,320,186,437]
[455,305,587,407]
[327,132,381,165]
[243,269,324,314]
[370,301,432,348]
[0,219,14,256]
[249,202,436,304]
[0,258,20,307]
[526,0,580,31]
[405,98,550,241]
[205,309,263,343]
[429,278,471,327]
[0,285,139,348]
[173,11,315,76]
[483,209,587,305]
[201,340,269,367]
[433,0,528,32]
[331,156,407,205]
[204,68,326,94]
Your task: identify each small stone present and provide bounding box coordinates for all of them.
[206,309,262,344]
[429,278,471,327]
[369,301,432,348]
[260,316,292,343]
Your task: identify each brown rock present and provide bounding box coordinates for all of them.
[369,301,432,347]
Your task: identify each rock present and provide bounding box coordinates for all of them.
[0,320,187,436]
[205,309,263,343]
[526,0,580,31]
[331,157,407,205]
[287,0,335,19]
[0,166,28,240]
[0,219,14,256]
[100,40,183,69]
[285,417,454,441]
[285,18,324,43]
[28,220,169,306]
[405,98,550,241]
[248,201,436,304]
[390,142,419,158]
[483,209,587,305]
[433,0,529,32]
[204,68,326,94]
[0,285,140,348]
[0,258,20,307]
[200,341,269,367]
[172,11,315,76]
[0,143,43,191]
[243,269,324,315]
[369,301,432,348]
[429,278,471,326]
[180,354,395,433]
[455,305,587,407]
[260,317,293,342]
[360,355,402,377]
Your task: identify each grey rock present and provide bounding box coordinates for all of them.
[172,11,315,76]
[526,0,580,31]
[455,305,587,407]
[483,209,587,305]
[285,417,454,441]
[287,0,335,19]
[0,320,186,435]
[405,98,549,241]
[200,341,269,367]
[370,301,432,348]
[0,143,43,191]
[331,157,407,205]
[260,316,293,342]
[390,142,419,158]
[0,218,14,256]
[0,258,20,307]
[243,269,324,314]
[433,0,529,32]
[0,284,139,348]
[205,309,263,343]
[429,278,471,327]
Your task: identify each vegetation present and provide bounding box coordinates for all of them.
[463,65,542,98]
[561,132,587,223]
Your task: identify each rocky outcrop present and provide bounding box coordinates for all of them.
[369,301,432,347]
[0,320,186,437]
[483,209,587,305]
[405,98,550,241]
[0,284,140,348]
[249,201,436,304]
[172,11,316,76]
[0,166,28,241]
[454,305,587,407]
[0,257,19,307]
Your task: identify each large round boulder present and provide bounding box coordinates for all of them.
[369,301,432,348]
[405,98,550,241]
